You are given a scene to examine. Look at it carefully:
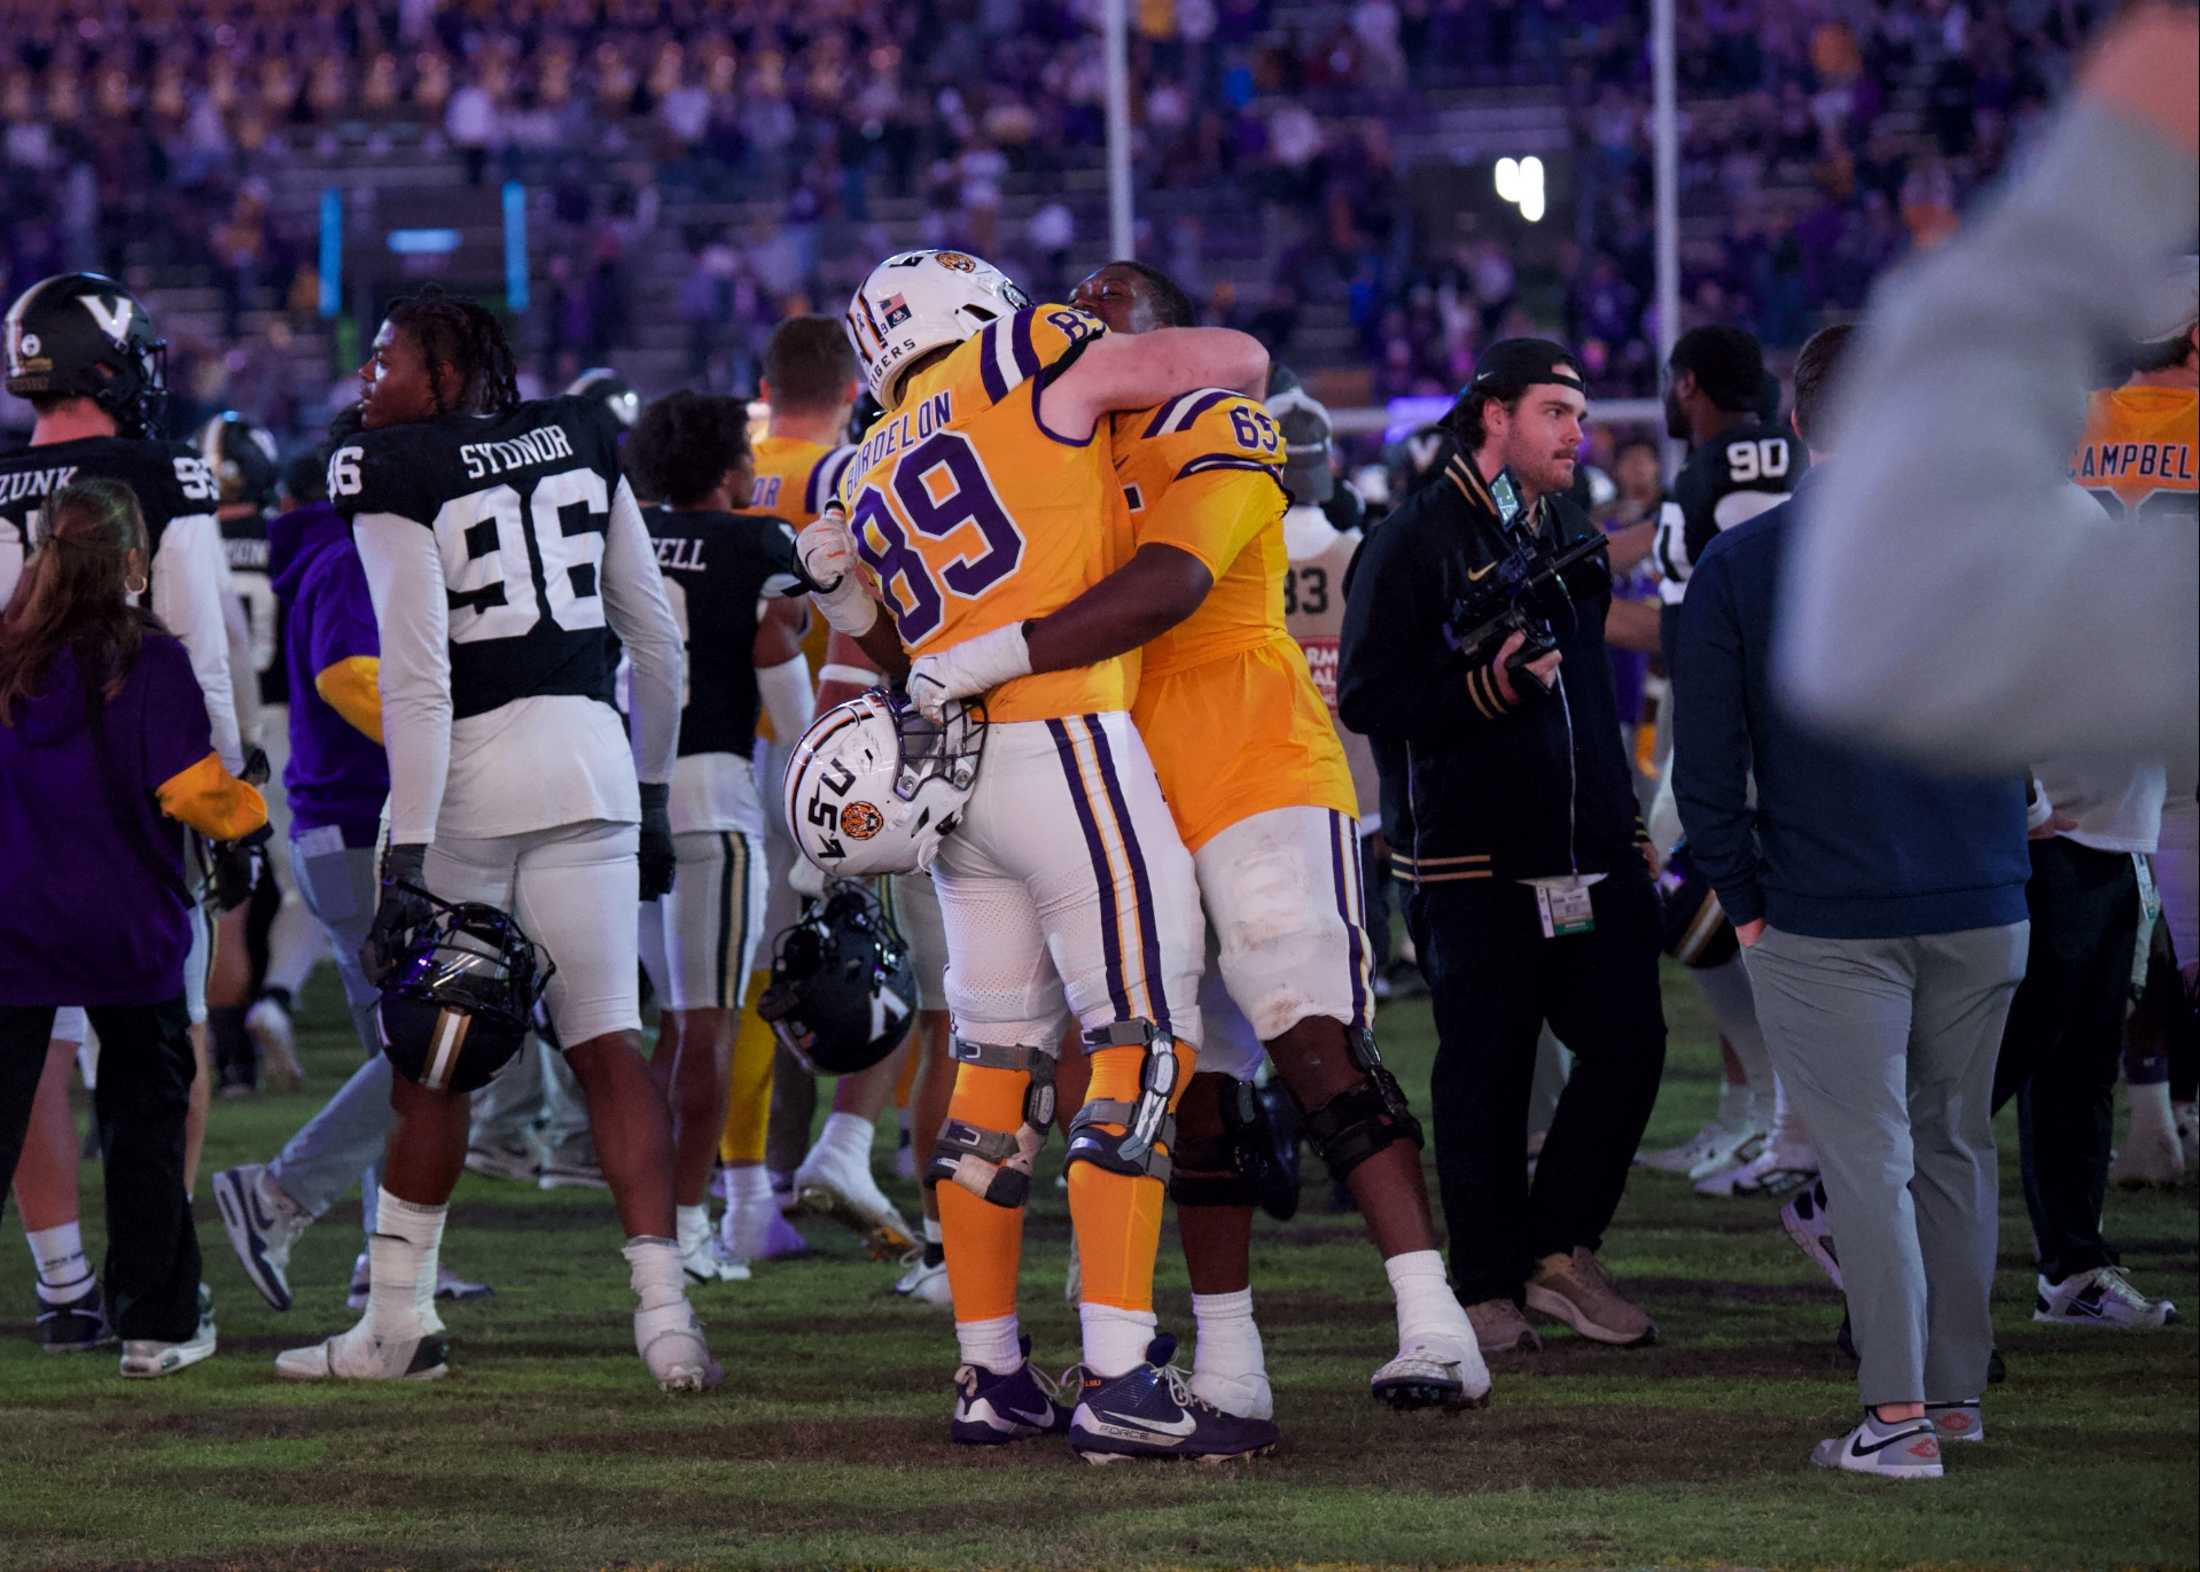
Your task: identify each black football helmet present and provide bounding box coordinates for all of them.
[375,893,556,1093]
[198,411,282,508]
[1655,840,1738,969]
[4,272,169,437]
[565,366,642,430]
[758,881,917,1075]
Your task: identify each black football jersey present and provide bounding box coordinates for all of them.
[644,505,803,759]
[0,433,219,603]
[220,508,288,707]
[330,396,628,722]
[1654,419,1806,602]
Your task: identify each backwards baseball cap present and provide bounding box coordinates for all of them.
[1465,338,1585,402]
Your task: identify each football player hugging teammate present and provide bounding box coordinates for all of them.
[3,272,242,1351]
[283,284,715,1392]
[789,247,1287,1463]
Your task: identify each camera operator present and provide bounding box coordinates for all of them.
[1340,340,1666,1356]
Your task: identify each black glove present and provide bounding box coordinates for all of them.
[361,841,436,984]
[638,782,676,902]
[239,745,271,787]
[208,823,272,913]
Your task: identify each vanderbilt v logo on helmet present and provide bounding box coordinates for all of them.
[783,688,987,877]
[758,881,918,1076]
[375,893,556,1094]
[4,272,171,437]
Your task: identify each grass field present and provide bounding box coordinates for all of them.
[2,963,2195,1571]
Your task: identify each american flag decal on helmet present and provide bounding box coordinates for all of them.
[881,294,911,329]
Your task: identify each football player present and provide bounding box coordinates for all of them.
[911,260,1489,1416]
[1644,325,1809,1193]
[277,285,710,1390]
[733,319,921,1265]
[200,411,317,1094]
[624,390,814,1284]
[2,271,240,1351]
[800,248,1275,1461]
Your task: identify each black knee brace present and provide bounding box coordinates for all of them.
[1167,1076,1262,1208]
[926,1038,1056,1208]
[1065,1019,1179,1183]
[1298,1028,1423,1181]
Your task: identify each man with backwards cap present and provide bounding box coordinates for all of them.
[1339,340,1668,1358]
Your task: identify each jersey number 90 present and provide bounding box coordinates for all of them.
[848,432,1024,645]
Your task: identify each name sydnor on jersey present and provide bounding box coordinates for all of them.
[459,423,579,480]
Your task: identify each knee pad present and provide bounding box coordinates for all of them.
[1297,1027,1423,1181]
[1167,1074,1263,1209]
[1066,1020,1182,1184]
[926,1038,1056,1209]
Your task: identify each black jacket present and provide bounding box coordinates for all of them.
[1338,450,1648,887]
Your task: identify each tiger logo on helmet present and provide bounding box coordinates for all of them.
[843,249,1032,409]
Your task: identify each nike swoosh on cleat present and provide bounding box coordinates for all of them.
[1006,1406,1057,1428]
[1103,1408,1198,1438]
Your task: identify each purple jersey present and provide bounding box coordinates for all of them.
[270,502,388,840]
[0,634,211,1005]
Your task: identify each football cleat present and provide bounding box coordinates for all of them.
[1370,1337,1492,1412]
[950,1336,1073,1444]
[1810,1412,1943,1481]
[244,995,305,1091]
[347,1253,495,1311]
[1637,1117,1761,1179]
[214,1163,312,1311]
[1926,1399,1983,1443]
[2033,1266,2180,1329]
[1781,1177,1843,1291]
[1069,1335,1280,1465]
[679,1213,736,1286]
[894,1245,952,1308]
[464,1137,542,1184]
[120,1285,217,1379]
[791,1142,917,1259]
[1695,1145,1816,1198]
[635,1299,723,1394]
[35,1282,116,1353]
[276,1320,448,1382]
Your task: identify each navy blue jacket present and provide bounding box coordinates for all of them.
[1672,476,2031,940]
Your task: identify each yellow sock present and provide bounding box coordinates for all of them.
[718,971,776,1165]
[1067,1041,1195,1313]
[938,1062,1031,1322]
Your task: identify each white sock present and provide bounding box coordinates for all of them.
[675,1203,710,1253]
[366,1188,445,1338]
[1190,1288,1264,1385]
[1079,1302,1159,1379]
[26,1221,92,1305]
[723,1165,775,1260]
[622,1234,689,1313]
[923,1216,943,1244]
[1716,1078,1754,1128]
[1386,1249,1472,1347]
[812,1111,875,1168]
[956,1312,1022,1374]
[1770,1074,1813,1152]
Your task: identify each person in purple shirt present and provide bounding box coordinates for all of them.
[0,478,266,1379]
[210,435,493,1316]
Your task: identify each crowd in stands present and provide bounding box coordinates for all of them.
[1,0,2117,435]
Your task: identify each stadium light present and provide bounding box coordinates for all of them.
[1494,155,1546,223]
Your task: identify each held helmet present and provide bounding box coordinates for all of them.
[5,272,170,437]
[783,688,987,878]
[566,366,643,430]
[374,893,556,1093]
[1655,841,1738,969]
[844,249,1032,408]
[197,411,282,508]
[757,880,918,1075]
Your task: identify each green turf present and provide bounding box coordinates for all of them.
[2,963,2194,1571]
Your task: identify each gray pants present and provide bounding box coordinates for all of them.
[1743,921,2027,1408]
[265,839,386,1236]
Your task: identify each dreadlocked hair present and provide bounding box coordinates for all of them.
[385,284,521,417]
[0,477,160,723]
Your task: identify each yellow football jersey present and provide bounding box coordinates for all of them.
[740,434,855,734]
[1116,390,1358,851]
[2070,385,2197,521]
[837,303,1128,723]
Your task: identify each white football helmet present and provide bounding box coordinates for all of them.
[782,688,988,877]
[844,250,1033,408]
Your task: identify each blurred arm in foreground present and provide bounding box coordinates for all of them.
[1779,5,2200,784]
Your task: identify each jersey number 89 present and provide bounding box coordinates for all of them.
[848,431,1024,645]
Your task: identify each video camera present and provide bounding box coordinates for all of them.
[1441,494,1613,687]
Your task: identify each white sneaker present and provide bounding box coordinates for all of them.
[2033,1266,2180,1329]
[1190,1365,1275,1421]
[1637,1117,1761,1179]
[1696,1146,1817,1199]
[213,1164,311,1311]
[276,1317,449,1381]
[1926,1399,1984,1443]
[894,1248,952,1307]
[1810,1412,1943,1480]
[635,1299,723,1393]
[679,1213,732,1286]
[464,1136,541,1184]
[791,1142,917,1258]
[119,1286,217,1379]
[245,997,305,1090]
